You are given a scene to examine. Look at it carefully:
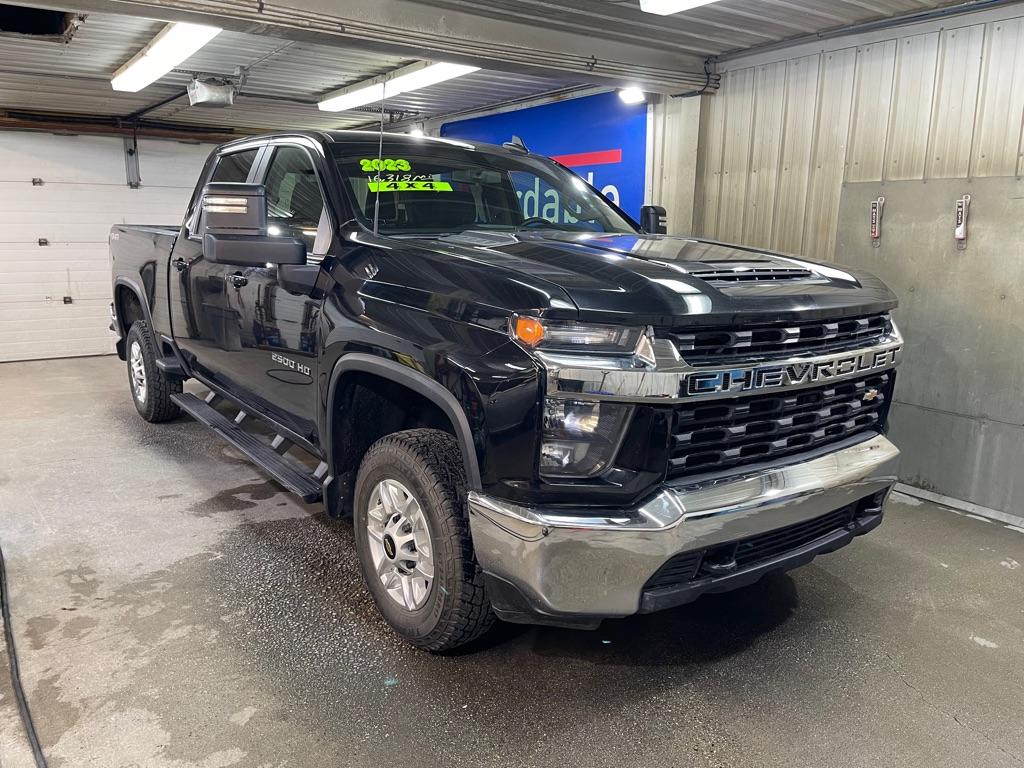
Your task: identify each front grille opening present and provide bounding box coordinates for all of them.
[668,372,893,480]
[643,493,886,593]
[669,313,892,365]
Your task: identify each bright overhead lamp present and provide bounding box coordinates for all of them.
[318,61,480,112]
[111,22,221,92]
[618,87,646,104]
[639,0,722,15]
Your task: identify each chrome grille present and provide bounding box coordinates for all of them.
[669,313,891,365]
[667,372,893,479]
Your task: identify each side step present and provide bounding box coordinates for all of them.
[155,356,187,377]
[171,392,323,503]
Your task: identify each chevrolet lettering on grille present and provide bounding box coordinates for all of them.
[683,346,902,397]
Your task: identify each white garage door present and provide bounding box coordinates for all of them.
[0,131,214,362]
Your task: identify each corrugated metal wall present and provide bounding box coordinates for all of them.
[687,6,1024,516]
[695,11,1024,259]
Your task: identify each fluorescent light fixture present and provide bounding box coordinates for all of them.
[111,22,221,92]
[318,61,480,112]
[618,87,646,104]
[639,0,721,15]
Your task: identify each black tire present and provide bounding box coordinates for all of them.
[354,429,494,652]
[126,320,182,423]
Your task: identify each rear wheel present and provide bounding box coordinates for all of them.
[354,429,494,652]
[126,320,182,423]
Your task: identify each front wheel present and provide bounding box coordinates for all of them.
[353,429,494,652]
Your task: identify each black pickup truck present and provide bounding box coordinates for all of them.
[109,130,903,651]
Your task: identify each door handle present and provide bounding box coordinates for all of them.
[173,258,187,272]
[228,273,248,288]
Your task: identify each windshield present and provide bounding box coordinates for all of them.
[331,140,638,237]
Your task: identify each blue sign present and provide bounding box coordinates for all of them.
[440,91,648,219]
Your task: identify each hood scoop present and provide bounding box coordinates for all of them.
[687,261,816,284]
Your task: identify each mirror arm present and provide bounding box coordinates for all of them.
[279,263,323,297]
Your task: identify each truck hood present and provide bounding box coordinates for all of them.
[421,231,898,327]
[353,231,897,329]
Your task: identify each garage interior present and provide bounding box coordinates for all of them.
[1,0,1022,766]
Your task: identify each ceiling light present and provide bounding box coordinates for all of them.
[318,61,480,112]
[639,0,721,15]
[618,87,646,104]
[111,22,221,92]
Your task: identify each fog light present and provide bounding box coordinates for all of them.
[540,399,632,478]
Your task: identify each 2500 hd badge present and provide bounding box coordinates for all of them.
[271,352,311,376]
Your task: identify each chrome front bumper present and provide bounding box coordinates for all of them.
[468,434,899,625]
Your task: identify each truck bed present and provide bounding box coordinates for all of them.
[110,224,181,345]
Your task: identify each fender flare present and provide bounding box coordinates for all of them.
[325,353,483,490]
[112,276,155,337]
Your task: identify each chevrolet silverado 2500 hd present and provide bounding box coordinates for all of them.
[109,131,902,651]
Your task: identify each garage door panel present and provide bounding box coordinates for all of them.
[0,132,211,361]
[0,133,127,185]
[0,298,115,363]
[138,139,214,188]
[0,186,190,244]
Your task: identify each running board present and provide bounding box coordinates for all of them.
[171,392,323,503]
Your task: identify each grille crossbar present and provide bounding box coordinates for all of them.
[670,313,891,365]
[668,372,892,479]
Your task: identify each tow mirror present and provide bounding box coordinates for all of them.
[198,182,306,267]
[640,205,668,235]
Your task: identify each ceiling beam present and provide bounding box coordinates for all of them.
[16,0,713,93]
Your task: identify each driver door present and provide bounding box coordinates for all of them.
[169,146,262,384]
[220,142,328,444]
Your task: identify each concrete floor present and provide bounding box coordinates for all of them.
[1,356,1022,768]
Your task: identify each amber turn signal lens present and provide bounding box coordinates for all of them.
[513,316,546,347]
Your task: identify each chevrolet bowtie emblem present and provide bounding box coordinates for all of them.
[863,388,880,402]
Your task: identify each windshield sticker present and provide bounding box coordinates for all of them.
[368,180,453,193]
[359,158,412,172]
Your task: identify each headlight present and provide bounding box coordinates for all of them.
[540,398,633,478]
[511,315,643,355]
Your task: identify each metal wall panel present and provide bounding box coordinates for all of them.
[802,48,856,259]
[716,68,756,242]
[683,6,1024,514]
[926,25,985,179]
[884,32,939,180]
[972,19,1024,178]
[694,8,1024,259]
[845,40,896,183]
[771,54,819,254]
[743,61,787,245]
[837,177,1024,514]
[696,86,727,237]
